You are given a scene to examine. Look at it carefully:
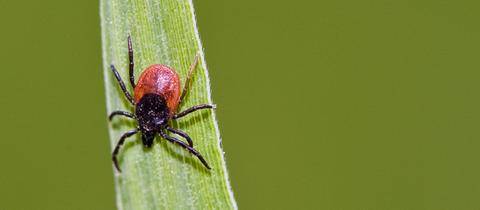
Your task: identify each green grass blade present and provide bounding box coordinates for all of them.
[100,0,237,209]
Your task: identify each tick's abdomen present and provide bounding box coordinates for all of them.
[134,64,181,116]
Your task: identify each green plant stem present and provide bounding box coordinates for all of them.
[100,0,237,209]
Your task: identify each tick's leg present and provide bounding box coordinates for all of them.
[112,129,139,172]
[166,127,193,147]
[174,104,215,119]
[109,111,135,121]
[110,64,135,105]
[127,34,136,89]
[159,130,211,169]
[179,53,200,105]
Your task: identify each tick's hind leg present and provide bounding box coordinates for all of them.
[167,127,193,147]
[127,34,136,89]
[159,130,211,169]
[174,104,215,119]
[179,53,200,105]
[112,129,139,172]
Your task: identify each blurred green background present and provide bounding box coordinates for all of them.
[1,0,479,209]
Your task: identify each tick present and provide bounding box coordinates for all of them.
[108,35,214,172]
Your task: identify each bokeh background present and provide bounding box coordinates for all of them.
[1,0,480,209]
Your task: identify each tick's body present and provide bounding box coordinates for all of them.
[108,35,214,172]
[134,65,181,115]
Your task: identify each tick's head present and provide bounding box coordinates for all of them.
[135,93,170,133]
[141,131,155,148]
